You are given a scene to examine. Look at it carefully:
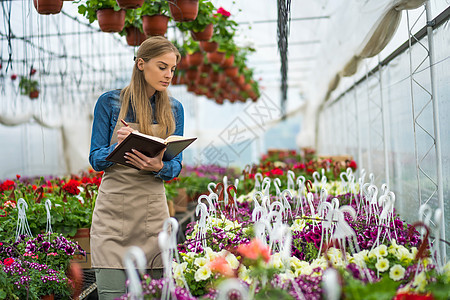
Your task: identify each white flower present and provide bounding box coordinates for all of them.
[238,265,251,284]
[225,253,240,270]
[173,262,188,280]
[413,271,427,291]
[375,245,388,257]
[269,253,284,269]
[395,246,413,262]
[389,264,405,281]
[194,257,208,267]
[375,258,390,272]
[290,219,306,232]
[194,265,211,282]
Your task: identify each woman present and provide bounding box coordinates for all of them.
[89,36,183,299]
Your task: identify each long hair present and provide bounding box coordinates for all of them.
[119,36,181,138]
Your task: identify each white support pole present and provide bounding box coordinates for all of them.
[354,85,363,175]
[378,56,390,187]
[425,1,446,264]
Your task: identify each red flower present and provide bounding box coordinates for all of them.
[248,173,255,179]
[0,180,15,192]
[16,174,21,180]
[10,74,17,80]
[270,168,284,176]
[62,179,81,195]
[30,68,37,75]
[348,160,357,170]
[92,177,101,187]
[3,258,14,266]
[394,292,434,300]
[306,168,314,174]
[216,7,231,17]
[293,163,306,170]
[81,177,92,184]
[263,171,271,177]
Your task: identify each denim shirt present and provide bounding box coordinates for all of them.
[89,89,184,181]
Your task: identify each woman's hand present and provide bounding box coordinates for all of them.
[116,126,136,145]
[124,148,166,172]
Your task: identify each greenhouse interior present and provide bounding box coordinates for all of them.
[1,0,449,299]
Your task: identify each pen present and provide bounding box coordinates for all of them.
[121,119,129,127]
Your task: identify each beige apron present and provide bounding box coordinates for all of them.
[90,121,169,269]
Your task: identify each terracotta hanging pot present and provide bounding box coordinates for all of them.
[169,0,199,22]
[210,71,221,82]
[97,8,126,33]
[185,69,198,81]
[199,64,212,73]
[224,66,238,78]
[197,76,209,86]
[187,84,196,92]
[177,56,189,70]
[206,51,225,65]
[191,23,213,41]
[186,51,203,66]
[116,0,144,9]
[221,55,234,68]
[125,26,147,46]
[29,90,40,99]
[33,0,63,15]
[142,15,170,36]
[199,41,218,53]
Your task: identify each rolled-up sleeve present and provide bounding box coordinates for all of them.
[154,99,184,181]
[89,93,116,171]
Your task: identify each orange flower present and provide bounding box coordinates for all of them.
[209,256,234,277]
[237,239,271,263]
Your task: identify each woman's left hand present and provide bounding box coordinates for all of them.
[124,148,166,172]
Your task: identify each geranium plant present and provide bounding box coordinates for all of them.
[176,0,215,33]
[138,0,170,16]
[77,0,121,23]
[18,76,39,97]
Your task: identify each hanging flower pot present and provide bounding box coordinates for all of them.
[33,0,63,15]
[210,71,221,82]
[142,15,170,36]
[125,26,147,46]
[206,51,225,65]
[197,75,209,86]
[191,23,213,41]
[169,0,199,22]
[199,64,212,73]
[221,55,234,68]
[177,56,189,70]
[29,90,40,99]
[199,41,218,53]
[186,51,203,66]
[185,69,198,81]
[224,66,238,78]
[97,8,126,33]
[40,295,54,300]
[116,0,144,9]
[187,84,196,92]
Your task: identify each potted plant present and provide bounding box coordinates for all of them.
[176,0,215,41]
[138,0,171,36]
[18,76,39,99]
[77,0,125,32]
[210,7,237,57]
[33,0,63,15]
[119,10,147,46]
[168,0,199,22]
[183,38,203,66]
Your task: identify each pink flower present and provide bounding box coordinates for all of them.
[217,7,231,17]
[209,256,234,277]
[237,239,271,263]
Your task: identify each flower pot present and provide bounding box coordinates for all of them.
[29,90,39,99]
[41,295,54,300]
[221,55,234,68]
[199,64,212,73]
[224,66,238,78]
[206,51,225,65]
[142,15,170,36]
[169,0,199,22]
[116,0,144,9]
[190,23,213,41]
[185,69,198,81]
[197,76,208,86]
[97,8,126,33]
[125,27,147,46]
[186,51,203,66]
[210,71,221,82]
[33,0,63,14]
[199,41,218,53]
[187,84,196,92]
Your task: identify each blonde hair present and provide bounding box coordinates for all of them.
[119,36,181,138]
